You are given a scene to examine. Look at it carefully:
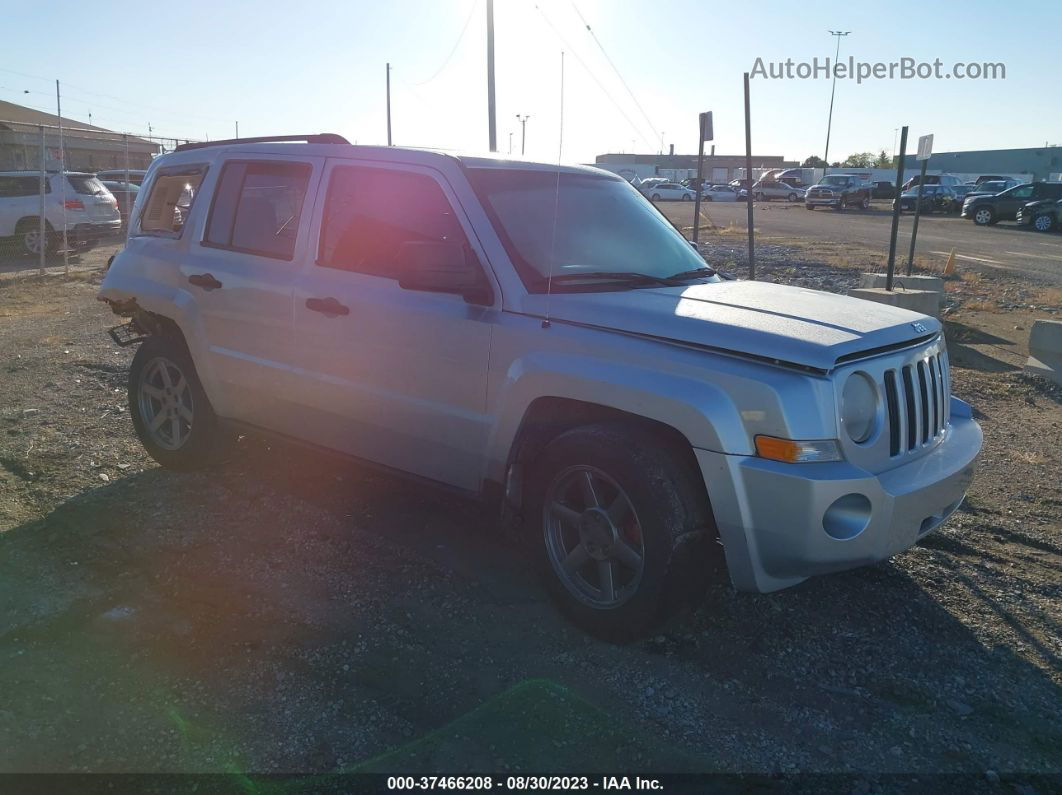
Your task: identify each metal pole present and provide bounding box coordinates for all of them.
[823,30,849,176]
[38,124,46,275]
[692,114,706,244]
[386,63,393,145]
[56,80,68,275]
[744,73,756,280]
[486,0,497,152]
[885,126,909,291]
[906,158,928,275]
[517,115,529,155]
[235,121,238,139]
[123,133,131,237]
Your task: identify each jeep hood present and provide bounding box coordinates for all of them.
[520,281,940,372]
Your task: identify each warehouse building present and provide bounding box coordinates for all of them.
[900,146,1061,182]
[594,151,797,184]
[0,100,159,172]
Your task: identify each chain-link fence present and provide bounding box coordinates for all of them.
[0,118,200,275]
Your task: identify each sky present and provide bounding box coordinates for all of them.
[2,0,1060,166]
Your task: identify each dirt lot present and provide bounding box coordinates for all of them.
[0,237,1060,786]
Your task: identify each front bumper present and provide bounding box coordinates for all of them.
[696,398,982,593]
[806,196,840,207]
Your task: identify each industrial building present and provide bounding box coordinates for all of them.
[900,146,1062,182]
[594,151,798,184]
[0,100,159,172]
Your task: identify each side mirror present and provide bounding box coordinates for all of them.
[396,240,490,304]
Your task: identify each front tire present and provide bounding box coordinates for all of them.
[787,192,799,202]
[526,424,712,642]
[128,335,233,470]
[651,193,661,201]
[1033,214,1055,232]
[681,194,691,201]
[972,207,995,225]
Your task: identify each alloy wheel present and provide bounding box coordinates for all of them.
[137,356,194,451]
[1034,215,1053,232]
[543,465,645,609]
[974,208,992,225]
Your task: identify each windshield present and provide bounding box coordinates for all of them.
[467,168,708,292]
[819,176,852,186]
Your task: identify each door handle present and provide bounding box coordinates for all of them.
[305,296,350,317]
[188,273,223,290]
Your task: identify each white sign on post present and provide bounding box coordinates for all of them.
[916,134,933,161]
[700,111,713,142]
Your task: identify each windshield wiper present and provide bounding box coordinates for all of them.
[547,271,685,287]
[664,266,716,281]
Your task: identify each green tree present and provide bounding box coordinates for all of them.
[802,155,827,168]
[873,149,893,168]
[841,152,874,168]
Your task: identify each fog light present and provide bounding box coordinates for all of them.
[822,493,872,540]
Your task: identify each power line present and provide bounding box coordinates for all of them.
[413,0,480,86]
[567,0,659,145]
[531,3,656,151]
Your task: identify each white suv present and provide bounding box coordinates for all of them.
[99,135,981,639]
[0,171,121,255]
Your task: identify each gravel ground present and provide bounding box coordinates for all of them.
[0,248,1059,785]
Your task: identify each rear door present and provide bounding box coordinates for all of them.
[290,159,496,490]
[998,184,1034,217]
[178,156,322,426]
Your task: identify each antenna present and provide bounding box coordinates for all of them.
[542,50,564,330]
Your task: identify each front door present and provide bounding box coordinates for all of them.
[291,160,496,491]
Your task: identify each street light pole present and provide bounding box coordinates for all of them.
[486,0,497,152]
[516,114,530,155]
[822,30,850,176]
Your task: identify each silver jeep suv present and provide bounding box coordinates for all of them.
[98,134,981,640]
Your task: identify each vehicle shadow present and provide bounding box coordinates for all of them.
[1,434,1060,776]
[943,320,1020,373]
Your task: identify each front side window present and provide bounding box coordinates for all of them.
[318,166,470,278]
[137,165,207,237]
[1007,186,1034,199]
[205,161,310,259]
[467,168,708,293]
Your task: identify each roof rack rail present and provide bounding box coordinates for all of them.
[174,133,350,152]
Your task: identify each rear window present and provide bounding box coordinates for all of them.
[66,175,107,195]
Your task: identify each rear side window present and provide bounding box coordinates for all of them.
[138,165,207,237]
[0,177,45,197]
[318,166,469,278]
[204,161,311,260]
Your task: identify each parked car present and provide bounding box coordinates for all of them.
[870,181,896,199]
[804,174,872,210]
[974,175,1019,186]
[1015,197,1062,232]
[961,181,1062,225]
[895,184,957,214]
[948,185,975,212]
[98,135,981,640]
[644,182,697,201]
[700,184,739,202]
[0,170,121,255]
[96,169,148,186]
[729,178,752,192]
[100,180,140,225]
[750,180,803,202]
[963,180,1013,199]
[901,174,964,192]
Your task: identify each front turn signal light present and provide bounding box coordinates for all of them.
[755,435,842,463]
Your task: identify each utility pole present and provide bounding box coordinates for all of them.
[516,114,530,155]
[234,121,238,139]
[508,131,513,154]
[56,80,69,275]
[744,72,756,280]
[386,62,393,145]
[486,0,497,151]
[822,30,850,176]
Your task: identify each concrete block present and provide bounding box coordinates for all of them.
[848,287,941,319]
[1025,319,1062,385]
[859,273,944,293]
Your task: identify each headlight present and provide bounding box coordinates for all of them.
[841,372,879,443]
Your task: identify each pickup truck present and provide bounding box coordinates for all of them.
[804,175,872,211]
[98,136,981,640]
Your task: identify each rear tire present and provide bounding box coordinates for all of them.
[860,196,870,210]
[128,335,234,471]
[525,424,713,642]
[16,218,55,257]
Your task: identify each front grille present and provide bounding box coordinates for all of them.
[882,350,949,457]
